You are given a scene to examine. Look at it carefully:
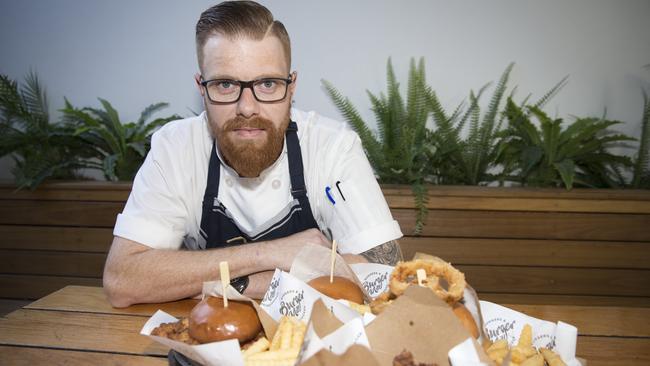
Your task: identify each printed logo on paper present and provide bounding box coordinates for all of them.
[534,334,556,350]
[362,271,389,298]
[261,275,281,306]
[279,290,306,320]
[484,317,517,345]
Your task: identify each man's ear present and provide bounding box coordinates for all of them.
[288,71,298,96]
[194,73,205,96]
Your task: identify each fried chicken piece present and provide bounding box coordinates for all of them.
[151,317,199,345]
[393,349,437,366]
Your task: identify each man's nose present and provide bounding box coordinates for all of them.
[236,87,259,118]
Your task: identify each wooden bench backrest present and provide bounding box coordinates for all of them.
[1,182,649,306]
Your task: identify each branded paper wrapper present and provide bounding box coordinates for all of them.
[298,299,374,365]
[289,243,372,302]
[366,285,492,366]
[349,263,394,299]
[480,300,584,366]
[140,281,277,366]
[261,268,361,324]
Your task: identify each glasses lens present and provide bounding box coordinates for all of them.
[253,79,288,102]
[205,80,241,103]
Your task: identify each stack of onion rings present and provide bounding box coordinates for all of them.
[371,258,467,314]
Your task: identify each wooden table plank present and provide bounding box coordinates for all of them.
[504,304,650,337]
[0,345,166,366]
[0,309,168,356]
[26,286,198,317]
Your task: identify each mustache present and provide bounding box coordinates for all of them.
[222,116,275,132]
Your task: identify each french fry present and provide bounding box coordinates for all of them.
[242,337,270,357]
[244,316,306,366]
[521,354,544,366]
[517,324,532,348]
[347,301,371,315]
[540,348,567,366]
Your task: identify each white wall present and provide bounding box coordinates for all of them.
[1,0,649,180]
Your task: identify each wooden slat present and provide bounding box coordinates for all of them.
[478,293,650,307]
[458,265,650,297]
[0,309,168,356]
[0,274,102,300]
[399,237,650,269]
[0,200,123,227]
[576,336,650,366]
[393,209,650,241]
[0,250,106,277]
[386,194,650,214]
[27,286,198,318]
[0,346,166,366]
[381,184,650,201]
[0,181,132,201]
[503,304,650,337]
[0,225,112,252]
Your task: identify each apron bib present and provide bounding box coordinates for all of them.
[198,121,319,248]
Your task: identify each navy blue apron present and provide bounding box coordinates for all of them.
[199,121,319,249]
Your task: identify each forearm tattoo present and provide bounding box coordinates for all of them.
[360,240,403,265]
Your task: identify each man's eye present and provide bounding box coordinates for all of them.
[217,81,234,89]
[260,80,276,89]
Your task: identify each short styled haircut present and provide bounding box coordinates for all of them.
[196,1,291,71]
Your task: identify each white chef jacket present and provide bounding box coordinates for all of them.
[113,109,402,254]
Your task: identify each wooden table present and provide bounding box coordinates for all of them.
[0,286,648,365]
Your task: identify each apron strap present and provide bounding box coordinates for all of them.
[286,121,308,200]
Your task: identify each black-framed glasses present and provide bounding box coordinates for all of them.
[200,74,293,104]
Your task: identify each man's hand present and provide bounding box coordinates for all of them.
[268,228,330,270]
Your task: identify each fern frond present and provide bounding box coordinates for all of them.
[633,88,650,187]
[534,75,569,109]
[321,79,382,169]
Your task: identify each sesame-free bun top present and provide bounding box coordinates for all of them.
[188,296,262,344]
[307,275,364,304]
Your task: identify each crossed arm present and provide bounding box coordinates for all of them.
[103,229,402,307]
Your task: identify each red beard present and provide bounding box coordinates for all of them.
[215,114,289,177]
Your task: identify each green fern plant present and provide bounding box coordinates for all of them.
[497,101,634,188]
[424,63,512,185]
[61,98,180,181]
[322,58,430,233]
[424,63,569,186]
[631,63,650,188]
[632,87,650,188]
[0,72,91,189]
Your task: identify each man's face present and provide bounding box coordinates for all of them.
[196,34,295,177]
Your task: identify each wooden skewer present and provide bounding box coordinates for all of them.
[416,268,426,287]
[329,240,338,283]
[220,261,230,308]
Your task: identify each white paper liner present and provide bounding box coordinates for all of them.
[140,282,276,366]
[141,310,244,366]
[349,263,394,299]
[261,269,361,323]
[448,337,490,366]
[480,300,581,365]
[299,317,370,363]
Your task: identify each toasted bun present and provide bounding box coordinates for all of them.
[189,296,262,344]
[452,303,479,338]
[307,275,364,304]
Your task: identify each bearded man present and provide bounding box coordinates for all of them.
[103,1,403,307]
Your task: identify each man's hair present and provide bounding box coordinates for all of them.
[196,1,291,71]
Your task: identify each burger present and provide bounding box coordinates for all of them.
[307,275,364,304]
[452,302,479,339]
[188,296,262,344]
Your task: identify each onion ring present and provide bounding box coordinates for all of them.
[389,259,441,296]
[389,259,466,304]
